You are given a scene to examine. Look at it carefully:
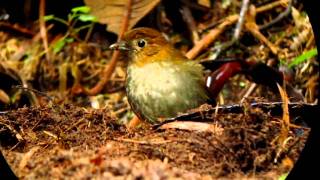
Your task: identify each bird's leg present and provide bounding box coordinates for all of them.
[126,115,142,130]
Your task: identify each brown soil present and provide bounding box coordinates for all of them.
[0,103,309,179]
[0,1,316,179]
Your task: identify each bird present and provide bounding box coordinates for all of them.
[110,27,211,124]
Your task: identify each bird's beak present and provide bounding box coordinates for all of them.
[109,41,132,51]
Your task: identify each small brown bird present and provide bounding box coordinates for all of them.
[110,27,210,124]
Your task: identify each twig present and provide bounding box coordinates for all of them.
[154,102,316,125]
[240,83,257,103]
[0,121,24,141]
[209,0,250,59]
[9,141,22,151]
[245,5,279,55]
[259,0,293,30]
[186,15,239,59]
[180,5,199,44]
[114,138,173,145]
[14,85,54,102]
[65,118,85,132]
[186,0,288,59]
[0,22,34,37]
[234,0,250,40]
[274,136,293,163]
[270,120,310,130]
[214,102,220,118]
[256,0,289,13]
[84,23,95,42]
[43,130,58,140]
[82,0,132,95]
[39,0,50,61]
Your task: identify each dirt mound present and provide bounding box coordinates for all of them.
[0,104,309,179]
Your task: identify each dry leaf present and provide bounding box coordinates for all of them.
[290,7,312,50]
[198,0,211,8]
[18,147,40,171]
[276,83,290,143]
[84,0,161,34]
[291,7,308,29]
[160,121,224,135]
[0,89,10,104]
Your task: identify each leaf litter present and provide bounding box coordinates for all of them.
[0,0,317,179]
[0,102,309,179]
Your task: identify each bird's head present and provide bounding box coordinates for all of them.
[110,27,185,66]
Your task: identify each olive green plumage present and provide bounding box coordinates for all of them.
[110,27,209,123]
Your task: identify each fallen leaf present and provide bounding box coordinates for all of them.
[198,0,211,8]
[84,0,161,34]
[159,121,224,135]
[0,89,10,104]
[291,7,308,29]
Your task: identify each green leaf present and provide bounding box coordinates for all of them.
[278,173,288,180]
[78,14,97,22]
[53,38,67,54]
[53,38,74,54]
[71,6,91,14]
[65,37,74,43]
[44,14,55,21]
[289,48,318,68]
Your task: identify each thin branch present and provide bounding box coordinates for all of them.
[234,0,250,40]
[259,0,293,30]
[256,0,289,13]
[85,24,95,42]
[114,138,173,145]
[240,83,257,103]
[180,5,199,44]
[186,0,288,60]
[245,5,279,55]
[14,85,54,102]
[208,0,250,60]
[186,15,239,59]
[39,0,50,60]
[81,0,132,95]
[0,22,34,37]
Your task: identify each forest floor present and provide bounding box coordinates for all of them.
[0,103,310,179]
[0,0,318,179]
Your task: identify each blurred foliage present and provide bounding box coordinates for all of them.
[44,6,97,54]
[289,48,317,68]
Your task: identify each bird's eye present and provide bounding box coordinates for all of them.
[137,39,146,48]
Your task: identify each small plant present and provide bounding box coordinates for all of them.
[279,48,317,68]
[288,48,318,68]
[278,173,288,180]
[44,6,98,54]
